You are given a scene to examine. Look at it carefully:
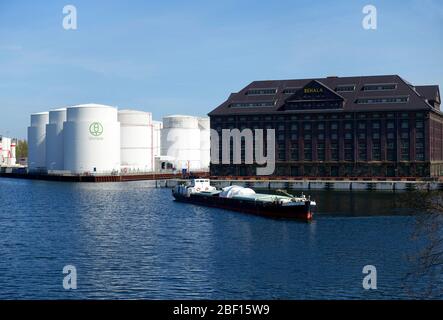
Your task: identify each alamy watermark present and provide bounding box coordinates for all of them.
[165,128,276,175]
[63,265,77,290]
[362,5,377,30]
[63,5,77,30]
[362,265,377,290]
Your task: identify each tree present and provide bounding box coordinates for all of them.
[15,140,28,159]
[398,191,443,298]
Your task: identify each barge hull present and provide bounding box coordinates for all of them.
[173,193,313,221]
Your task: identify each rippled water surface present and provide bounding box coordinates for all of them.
[0,178,441,299]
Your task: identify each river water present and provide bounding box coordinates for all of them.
[0,178,441,299]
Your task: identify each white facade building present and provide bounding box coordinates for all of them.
[0,136,16,166]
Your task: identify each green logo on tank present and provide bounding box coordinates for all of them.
[89,122,104,136]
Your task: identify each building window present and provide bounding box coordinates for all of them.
[318,133,325,140]
[344,122,352,130]
[416,121,424,129]
[290,149,299,160]
[400,141,409,161]
[291,133,298,141]
[317,143,325,161]
[387,152,396,161]
[358,144,367,161]
[330,122,338,130]
[283,88,301,94]
[373,132,380,139]
[344,145,353,161]
[345,133,353,140]
[372,145,381,161]
[358,122,366,129]
[318,123,324,130]
[291,124,298,130]
[387,121,395,129]
[372,122,380,129]
[362,83,397,91]
[387,132,395,140]
[356,96,408,104]
[401,121,409,129]
[304,143,312,161]
[335,85,356,92]
[246,88,277,95]
[416,153,424,161]
[230,101,275,108]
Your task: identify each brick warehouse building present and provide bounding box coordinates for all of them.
[208,75,442,178]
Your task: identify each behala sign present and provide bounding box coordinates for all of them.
[304,88,324,94]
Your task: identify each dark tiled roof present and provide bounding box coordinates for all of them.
[415,85,441,103]
[208,75,440,116]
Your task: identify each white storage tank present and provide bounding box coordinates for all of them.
[46,108,67,171]
[161,115,201,171]
[152,120,162,164]
[198,117,210,171]
[63,104,120,174]
[28,112,49,172]
[118,109,153,173]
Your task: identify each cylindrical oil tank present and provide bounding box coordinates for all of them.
[46,108,67,171]
[161,115,201,171]
[198,117,210,171]
[63,104,120,174]
[152,120,162,158]
[28,112,49,172]
[118,109,153,173]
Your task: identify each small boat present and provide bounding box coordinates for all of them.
[172,179,316,221]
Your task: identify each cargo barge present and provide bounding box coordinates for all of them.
[172,179,316,221]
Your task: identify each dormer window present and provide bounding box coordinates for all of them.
[362,83,397,91]
[335,85,356,92]
[245,88,277,95]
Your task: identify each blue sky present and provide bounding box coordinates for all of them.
[0,0,442,138]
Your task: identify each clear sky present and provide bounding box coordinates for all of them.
[0,0,442,138]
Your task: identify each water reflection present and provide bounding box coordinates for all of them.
[0,179,441,299]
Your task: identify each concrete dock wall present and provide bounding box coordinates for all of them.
[197,179,443,192]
